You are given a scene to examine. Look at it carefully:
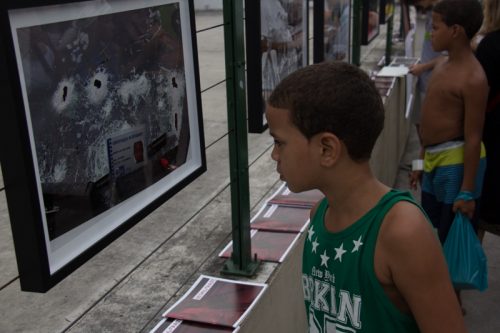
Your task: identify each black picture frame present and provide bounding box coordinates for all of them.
[245,0,309,133]
[379,0,395,23]
[361,0,380,45]
[0,0,205,292]
[400,0,412,40]
[313,0,351,63]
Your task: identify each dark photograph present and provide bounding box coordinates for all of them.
[15,3,189,240]
[219,229,301,263]
[163,275,267,328]
[250,203,311,233]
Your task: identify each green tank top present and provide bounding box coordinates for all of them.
[302,190,421,333]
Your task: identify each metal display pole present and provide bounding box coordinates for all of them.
[221,0,260,276]
[385,15,394,65]
[352,0,362,66]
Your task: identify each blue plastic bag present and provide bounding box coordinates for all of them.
[443,212,488,291]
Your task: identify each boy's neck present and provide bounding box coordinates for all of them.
[320,163,389,229]
[445,39,474,62]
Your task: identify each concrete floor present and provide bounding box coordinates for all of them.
[1,8,499,333]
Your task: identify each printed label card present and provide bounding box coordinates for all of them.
[376,65,409,77]
[250,203,310,233]
[107,125,146,179]
[390,56,420,67]
[219,229,301,263]
[268,183,323,209]
[163,275,267,328]
[150,318,239,333]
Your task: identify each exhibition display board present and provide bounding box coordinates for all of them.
[0,0,205,292]
[245,0,309,133]
[379,0,395,23]
[361,0,380,45]
[313,0,351,63]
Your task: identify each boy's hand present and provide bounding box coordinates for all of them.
[409,170,422,190]
[409,63,425,76]
[452,199,475,219]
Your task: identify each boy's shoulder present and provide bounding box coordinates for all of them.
[455,56,488,92]
[435,55,486,87]
[379,200,431,246]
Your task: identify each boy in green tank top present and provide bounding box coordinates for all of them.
[266,62,465,332]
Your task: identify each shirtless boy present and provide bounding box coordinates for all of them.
[415,0,488,244]
[266,61,465,332]
[408,0,444,136]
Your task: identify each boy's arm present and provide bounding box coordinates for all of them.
[380,202,466,333]
[409,56,446,76]
[454,73,489,217]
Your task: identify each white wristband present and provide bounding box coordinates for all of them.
[412,159,423,171]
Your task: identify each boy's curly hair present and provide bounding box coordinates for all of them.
[433,0,483,39]
[268,61,384,161]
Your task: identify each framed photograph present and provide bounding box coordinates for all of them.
[379,0,395,23]
[400,0,412,39]
[361,0,380,45]
[0,0,205,292]
[313,0,351,63]
[245,0,309,133]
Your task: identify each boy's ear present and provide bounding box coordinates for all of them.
[451,24,466,38]
[317,132,342,167]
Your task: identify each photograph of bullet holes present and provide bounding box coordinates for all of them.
[1,0,204,291]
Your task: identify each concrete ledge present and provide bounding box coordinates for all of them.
[237,233,308,333]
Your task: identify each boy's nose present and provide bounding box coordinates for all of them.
[271,146,279,161]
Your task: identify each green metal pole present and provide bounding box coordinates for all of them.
[221,0,260,276]
[385,16,394,66]
[352,0,362,66]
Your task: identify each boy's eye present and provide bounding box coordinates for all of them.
[274,140,283,147]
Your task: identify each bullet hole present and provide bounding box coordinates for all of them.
[62,86,68,101]
[172,77,177,88]
[94,79,102,88]
[98,57,110,66]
